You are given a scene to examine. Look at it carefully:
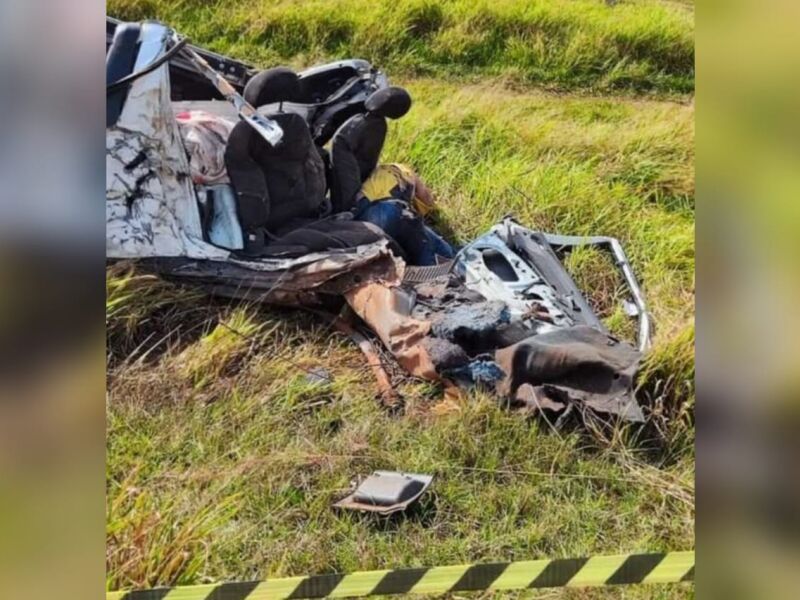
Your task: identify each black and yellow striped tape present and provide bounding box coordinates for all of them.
[107,551,693,599]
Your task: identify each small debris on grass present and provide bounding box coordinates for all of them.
[334,470,433,515]
[304,367,332,386]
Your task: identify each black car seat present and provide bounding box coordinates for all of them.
[106,23,142,127]
[258,219,403,258]
[329,86,412,213]
[299,60,382,146]
[224,67,327,252]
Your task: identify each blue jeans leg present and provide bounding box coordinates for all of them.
[354,199,454,265]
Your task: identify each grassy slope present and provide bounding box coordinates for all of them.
[107,0,695,597]
[109,0,694,96]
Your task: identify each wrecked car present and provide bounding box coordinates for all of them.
[106,19,652,423]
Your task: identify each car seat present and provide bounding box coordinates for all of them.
[224,67,327,252]
[258,219,403,258]
[329,86,412,213]
[106,23,142,128]
[299,60,389,146]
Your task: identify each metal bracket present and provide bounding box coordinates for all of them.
[543,233,652,352]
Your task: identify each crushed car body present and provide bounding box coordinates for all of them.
[106,19,652,423]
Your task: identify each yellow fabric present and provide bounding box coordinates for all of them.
[361,163,414,202]
[361,163,434,216]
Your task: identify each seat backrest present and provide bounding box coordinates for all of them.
[329,87,411,213]
[224,68,327,244]
[106,23,141,127]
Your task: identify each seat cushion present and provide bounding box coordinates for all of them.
[252,112,327,229]
[225,113,327,233]
[330,113,387,212]
[260,219,398,258]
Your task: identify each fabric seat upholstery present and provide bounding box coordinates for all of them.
[260,218,401,258]
[106,23,142,127]
[224,67,327,251]
[329,86,412,213]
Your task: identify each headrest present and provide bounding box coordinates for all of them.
[244,67,303,107]
[365,87,412,119]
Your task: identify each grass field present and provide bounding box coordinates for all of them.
[110,0,694,96]
[107,0,695,597]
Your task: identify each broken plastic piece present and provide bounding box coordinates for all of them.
[333,470,433,515]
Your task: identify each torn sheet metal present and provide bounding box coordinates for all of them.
[345,283,438,380]
[334,471,433,515]
[541,232,651,352]
[347,282,643,420]
[107,23,228,261]
[343,218,648,422]
[329,312,400,408]
[494,326,644,422]
[475,219,650,351]
[455,231,574,328]
[105,23,651,424]
[140,238,404,307]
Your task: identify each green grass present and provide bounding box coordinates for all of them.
[107,1,694,597]
[108,0,694,96]
[385,80,694,332]
[108,305,694,595]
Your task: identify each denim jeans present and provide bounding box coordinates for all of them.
[353,198,455,266]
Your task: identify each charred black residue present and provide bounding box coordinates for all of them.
[430,300,511,353]
[124,150,148,172]
[141,221,155,243]
[125,171,156,213]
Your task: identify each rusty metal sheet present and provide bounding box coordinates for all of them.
[143,239,404,306]
[345,282,439,381]
[329,313,400,408]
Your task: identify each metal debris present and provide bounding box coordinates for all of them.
[329,312,400,408]
[334,471,433,515]
[345,218,648,423]
[106,19,654,426]
[304,367,332,386]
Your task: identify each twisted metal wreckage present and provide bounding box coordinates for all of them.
[106,20,652,424]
